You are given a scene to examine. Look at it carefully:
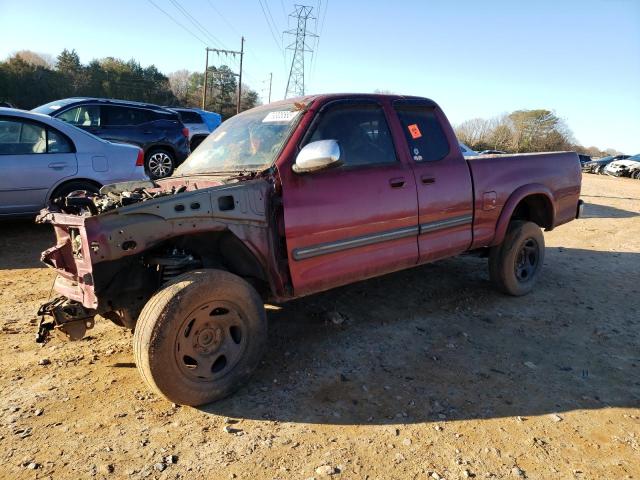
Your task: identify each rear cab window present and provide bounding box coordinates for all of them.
[394,105,450,162]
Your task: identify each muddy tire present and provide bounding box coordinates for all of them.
[489,221,545,296]
[133,269,267,406]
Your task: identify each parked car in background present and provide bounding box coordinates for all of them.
[581,154,630,174]
[480,149,507,155]
[604,154,640,177]
[169,107,221,151]
[459,142,478,157]
[32,98,190,179]
[0,107,146,218]
[577,154,592,165]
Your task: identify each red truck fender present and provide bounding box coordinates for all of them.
[491,183,556,246]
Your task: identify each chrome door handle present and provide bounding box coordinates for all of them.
[389,177,405,188]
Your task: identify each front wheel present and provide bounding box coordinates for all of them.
[489,221,545,296]
[133,269,267,406]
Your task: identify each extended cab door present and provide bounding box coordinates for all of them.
[281,100,420,296]
[392,100,473,263]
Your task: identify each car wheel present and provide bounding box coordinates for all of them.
[49,180,100,206]
[489,220,545,296]
[633,171,640,180]
[133,269,267,406]
[146,149,175,179]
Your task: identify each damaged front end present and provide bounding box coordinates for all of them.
[36,174,279,343]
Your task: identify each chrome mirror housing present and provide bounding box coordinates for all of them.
[293,139,341,174]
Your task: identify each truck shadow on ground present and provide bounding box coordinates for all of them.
[580,202,638,219]
[202,247,640,425]
[0,220,53,270]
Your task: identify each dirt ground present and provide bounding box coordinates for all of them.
[0,174,638,480]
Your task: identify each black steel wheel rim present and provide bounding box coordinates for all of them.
[514,237,539,282]
[174,301,248,382]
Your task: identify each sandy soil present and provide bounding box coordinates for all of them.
[0,174,638,480]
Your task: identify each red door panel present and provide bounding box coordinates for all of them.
[280,100,420,296]
[391,102,474,263]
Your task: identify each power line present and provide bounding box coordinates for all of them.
[258,0,285,56]
[146,0,208,46]
[206,0,242,37]
[263,0,281,34]
[167,0,227,49]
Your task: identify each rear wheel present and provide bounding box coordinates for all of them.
[489,221,545,296]
[133,269,267,406]
[49,180,100,209]
[145,148,175,179]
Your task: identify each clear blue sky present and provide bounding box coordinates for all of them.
[1,0,639,152]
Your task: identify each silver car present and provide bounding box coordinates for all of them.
[0,108,147,218]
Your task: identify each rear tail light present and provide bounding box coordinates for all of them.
[135,148,144,167]
[182,127,189,138]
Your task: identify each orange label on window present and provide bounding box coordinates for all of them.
[408,124,422,139]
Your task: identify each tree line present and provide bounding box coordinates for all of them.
[454,110,621,157]
[0,49,259,119]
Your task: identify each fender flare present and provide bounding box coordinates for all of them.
[491,184,556,246]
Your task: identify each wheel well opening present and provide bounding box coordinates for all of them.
[50,178,102,200]
[511,194,553,229]
[152,231,269,295]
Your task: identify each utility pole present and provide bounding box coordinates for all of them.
[202,48,209,109]
[201,39,245,113]
[268,72,273,103]
[284,5,317,98]
[236,36,244,114]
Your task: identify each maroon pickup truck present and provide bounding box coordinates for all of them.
[36,94,583,406]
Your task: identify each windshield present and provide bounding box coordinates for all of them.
[32,98,84,115]
[176,103,303,175]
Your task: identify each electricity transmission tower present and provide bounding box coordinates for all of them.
[284,5,317,98]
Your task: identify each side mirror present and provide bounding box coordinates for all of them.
[293,139,341,174]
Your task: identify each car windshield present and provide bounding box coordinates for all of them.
[32,98,84,115]
[175,103,303,175]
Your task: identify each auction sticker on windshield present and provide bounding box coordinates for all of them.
[262,111,299,123]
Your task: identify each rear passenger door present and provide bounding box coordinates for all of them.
[392,100,474,263]
[282,99,420,296]
[0,117,77,215]
[100,106,148,147]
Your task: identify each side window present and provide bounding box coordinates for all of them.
[127,108,150,125]
[306,104,397,167]
[47,129,73,153]
[395,106,450,162]
[179,110,204,124]
[102,106,127,126]
[0,119,46,154]
[103,106,150,126]
[58,106,100,127]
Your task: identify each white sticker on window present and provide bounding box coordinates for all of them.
[262,111,299,123]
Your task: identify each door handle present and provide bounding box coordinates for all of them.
[421,176,436,185]
[389,177,405,188]
[48,162,67,169]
